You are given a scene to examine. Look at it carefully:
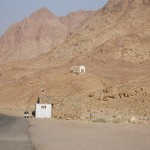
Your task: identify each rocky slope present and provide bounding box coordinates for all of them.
[49,0,150,65]
[0,8,95,63]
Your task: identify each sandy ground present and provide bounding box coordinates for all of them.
[29,119,150,150]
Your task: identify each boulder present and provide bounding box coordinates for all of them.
[129,116,138,123]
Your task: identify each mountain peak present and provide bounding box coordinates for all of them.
[102,0,150,12]
[0,7,95,63]
[31,7,56,19]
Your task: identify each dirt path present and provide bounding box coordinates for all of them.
[29,119,150,150]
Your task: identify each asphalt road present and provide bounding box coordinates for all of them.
[0,114,35,150]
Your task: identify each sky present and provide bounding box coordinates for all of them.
[0,0,108,36]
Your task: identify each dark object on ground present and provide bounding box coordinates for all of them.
[24,110,29,118]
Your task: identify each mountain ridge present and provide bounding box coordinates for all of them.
[0,7,95,64]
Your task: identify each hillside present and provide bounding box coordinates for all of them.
[0,0,150,122]
[49,0,150,65]
[0,8,95,63]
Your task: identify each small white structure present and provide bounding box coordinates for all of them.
[35,103,52,119]
[70,65,86,74]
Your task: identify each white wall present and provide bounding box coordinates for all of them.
[79,65,85,73]
[35,104,52,119]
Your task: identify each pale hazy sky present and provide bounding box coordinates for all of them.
[0,0,108,35]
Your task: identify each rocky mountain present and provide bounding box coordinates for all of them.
[48,0,150,65]
[0,0,150,121]
[0,8,95,63]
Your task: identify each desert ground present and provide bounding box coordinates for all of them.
[0,109,150,150]
[29,118,150,150]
